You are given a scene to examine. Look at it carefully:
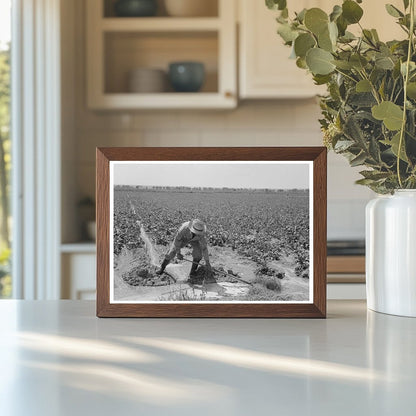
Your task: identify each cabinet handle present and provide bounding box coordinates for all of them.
[225,91,234,99]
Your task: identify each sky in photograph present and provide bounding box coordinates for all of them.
[113,162,310,189]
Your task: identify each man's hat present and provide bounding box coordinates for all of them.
[190,219,206,235]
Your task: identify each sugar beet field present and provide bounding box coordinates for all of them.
[113,188,310,302]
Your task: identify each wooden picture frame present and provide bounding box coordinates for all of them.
[96,147,327,318]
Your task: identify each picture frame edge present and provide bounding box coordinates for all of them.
[96,147,327,318]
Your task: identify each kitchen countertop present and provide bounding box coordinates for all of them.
[0,300,415,416]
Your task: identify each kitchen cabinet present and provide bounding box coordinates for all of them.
[239,0,325,99]
[238,0,404,99]
[61,245,96,300]
[86,0,237,109]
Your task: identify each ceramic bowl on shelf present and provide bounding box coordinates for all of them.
[114,0,158,17]
[168,62,205,92]
[164,0,218,17]
[128,68,167,93]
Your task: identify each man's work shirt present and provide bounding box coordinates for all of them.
[172,221,209,262]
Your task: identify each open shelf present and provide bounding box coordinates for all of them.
[61,242,96,254]
[87,0,236,109]
[101,17,220,32]
[104,31,218,94]
[91,93,234,109]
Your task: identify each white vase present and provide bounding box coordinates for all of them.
[366,190,416,317]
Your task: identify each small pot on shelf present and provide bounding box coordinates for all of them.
[128,68,167,93]
[114,0,158,17]
[168,61,205,93]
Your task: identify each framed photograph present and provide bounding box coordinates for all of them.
[96,147,327,318]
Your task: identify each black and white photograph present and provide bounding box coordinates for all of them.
[110,161,313,303]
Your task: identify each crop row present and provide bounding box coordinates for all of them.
[113,189,310,276]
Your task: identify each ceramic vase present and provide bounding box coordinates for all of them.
[366,190,416,317]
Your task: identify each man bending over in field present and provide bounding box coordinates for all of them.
[156,219,214,283]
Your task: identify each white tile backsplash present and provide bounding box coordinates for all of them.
[328,199,368,240]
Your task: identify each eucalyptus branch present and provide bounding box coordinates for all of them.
[267,0,416,193]
[390,79,398,101]
[334,68,358,84]
[397,0,415,188]
[393,85,404,103]
[359,69,381,104]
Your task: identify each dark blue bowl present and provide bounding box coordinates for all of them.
[114,0,157,17]
[168,62,205,93]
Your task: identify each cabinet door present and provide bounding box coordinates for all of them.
[239,0,405,99]
[239,0,326,99]
[62,253,96,300]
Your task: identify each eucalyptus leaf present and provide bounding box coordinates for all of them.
[313,74,332,85]
[385,4,403,17]
[348,92,377,107]
[407,82,416,99]
[350,152,367,167]
[369,136,382,163]
[296,8,307,23]
[330,5,342,22]
[304,8,328,35]
[393,60,402,79]
[378,78,386,99]
[277,23,298,43]
[371,29,380,42]
[339,31,356,43]
[360,170,392,180]
[382,132,409,162]
[334,139,355,151]
[266,0,287,11]
[355,178,377,186]
[356,79,372,92]
[375,55,395,70]
[372,101,404,130]
[350,54,368,70]
[318,27,334,52]
[342,0,364,24]
[336,15,348,36]
[276,14,288,24]
[328,21,338,44]
[333,60,353,70]
[294,33,316,58]
[306,48,335,75]
[401,61,416,76]
[344,114,367,147]
[296,57,308,69]
[399,14,411,29]
[363,29,376,46]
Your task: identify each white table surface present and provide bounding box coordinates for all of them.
[0,300,415,416]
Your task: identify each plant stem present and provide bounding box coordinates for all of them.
[359,69,381,104]
[397,0,415,188]
[334,68,358,84]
